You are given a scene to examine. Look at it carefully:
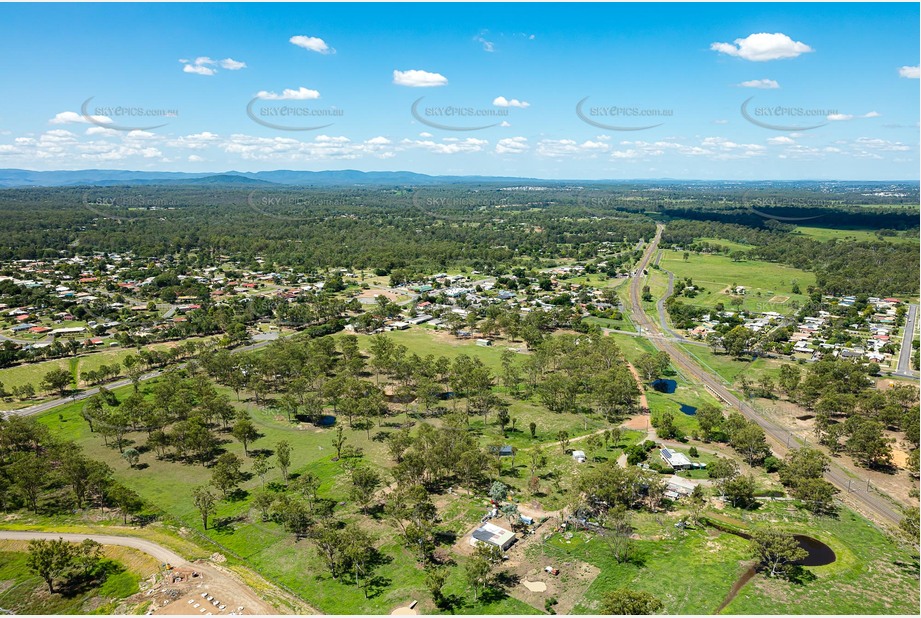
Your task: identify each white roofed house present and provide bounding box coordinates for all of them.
[470,522,516,551]
[660,448,692,470]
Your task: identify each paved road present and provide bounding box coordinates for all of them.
[0,530,187,565]
[629,224,903,527]
[3,332,284,419]
[895,303,918,378]
[655,269,688,341]
[631,253,703,348]
[0,333,33,345]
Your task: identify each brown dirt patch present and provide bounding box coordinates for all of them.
[507,556,599,615]
[356,289,400,302]
[622,413,650,431]
[891,447,909,470]
[146,563,278,615]
[768,295,790,303]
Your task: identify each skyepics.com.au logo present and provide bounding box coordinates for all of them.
[246,190,350,221]
[410,97,514,132]
[411,190,514,221]
[574,188,669,219]
[80,97,177,131]
[246,88,343,131]
[82,192,182,221]
[576,97,673,131]
[740,97,834,132]
[741,192,827,223]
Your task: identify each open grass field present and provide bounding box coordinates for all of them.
[583,315,636,332]
[348,326,514,373]
[792,226,919,245]
[694,237,756,252]
[529,499,918,616]
[717,502,919,615]
[645,376,715,436]
[564,273,629,289]
[675,343,786,388]
[658,250,816,316]
[641,267,670,324]
[604,331,658,364]
[542,519,752,615]
[0,349,128,392]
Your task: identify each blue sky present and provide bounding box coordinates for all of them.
[0,2,917,179]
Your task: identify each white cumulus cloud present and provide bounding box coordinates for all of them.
[49,111,112,125]
[496,137,528,154]
[493,96,530,108]
[828,111,880,121]
[899,65,920,79]
[738,79,779,89]
[711,32,813,61]
[183,64,215,76]
[393,69,448,87]
[219,58,246,70]
[180,56,245,75]
[256,87,321,100]
[401,136,487,154]
[290,35,335,54]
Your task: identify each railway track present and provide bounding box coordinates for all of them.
[628,224,903,527]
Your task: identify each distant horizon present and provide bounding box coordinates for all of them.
[1,167,919,184]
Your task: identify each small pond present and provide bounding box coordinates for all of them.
[651,379,677,393]
[794,535,836,566]
[715,534,836,612]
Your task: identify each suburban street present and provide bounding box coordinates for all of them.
[629,225,904,527]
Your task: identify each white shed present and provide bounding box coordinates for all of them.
[470,522,516,551]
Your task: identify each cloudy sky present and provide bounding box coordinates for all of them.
[0,2,917,179]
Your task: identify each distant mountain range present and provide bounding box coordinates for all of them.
[0,168,550,188]
[0,168,914,189]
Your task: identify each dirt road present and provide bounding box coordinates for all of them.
[0,530,186,565]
